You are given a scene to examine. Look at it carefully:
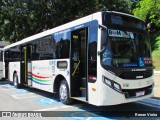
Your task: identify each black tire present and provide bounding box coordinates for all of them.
[59,80,72,104]
[13,73,19,88]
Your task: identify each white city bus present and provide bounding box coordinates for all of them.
[3,11,154,106]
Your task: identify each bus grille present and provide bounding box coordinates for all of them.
[119,70,153,79]
[122,85,153,99]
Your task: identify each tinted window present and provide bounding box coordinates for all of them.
[0,51,3,62]
[5,46,21,62]
[54,31,70,59]
[88,26,97,76]
[31,35,56,60]
[102,13,146,30]
[111,15,145,30]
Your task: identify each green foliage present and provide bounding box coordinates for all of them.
[133,0,154,21]
[152,50,160,70]
[133,0,160,70]
[133,0,160,51]
[133,0,160,25]
[98,0,133,14]
[155,35,160,50]
[0,0,135,43]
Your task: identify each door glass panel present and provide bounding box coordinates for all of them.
[71,28,88,99]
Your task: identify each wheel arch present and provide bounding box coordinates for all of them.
[53,74,68,93]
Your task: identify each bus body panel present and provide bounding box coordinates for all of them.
[0,62,3,79]
[27,62,32,86]
[114,76,154,90]
[99,84,153,106]
[97,68,154,106]
[3,62,5,79]
[31,59,70,93]
[86,13,102,105]
[8,62,20,82]
[0,48,4,80]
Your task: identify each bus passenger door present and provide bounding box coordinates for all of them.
[71,28,88,101]
[21,47,27,84]
[27,46,32,86]
[21,46,32,86]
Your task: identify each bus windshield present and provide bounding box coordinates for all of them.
[101,29,152,68]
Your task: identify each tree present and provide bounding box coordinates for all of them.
[0,0,98,43]
[0,0,134,43]
[133,0,160,50]
[98,0,133,14]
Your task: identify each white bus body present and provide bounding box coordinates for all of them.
[3,11,154,106]
[0,48,3,80]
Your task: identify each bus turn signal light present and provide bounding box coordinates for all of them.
[92,88,96,91]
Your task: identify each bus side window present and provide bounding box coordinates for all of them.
[54,32,70,59]
[0,51,2,62]
[88,26,98,77]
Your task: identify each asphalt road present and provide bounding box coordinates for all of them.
[0,76,160,120]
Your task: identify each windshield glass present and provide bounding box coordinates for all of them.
[101,29,152,68]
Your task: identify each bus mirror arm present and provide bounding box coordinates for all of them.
[99,24,107,31]
[98,46,107,56]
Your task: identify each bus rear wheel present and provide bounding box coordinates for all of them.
[59,80,71,104]
[13,73,19,88]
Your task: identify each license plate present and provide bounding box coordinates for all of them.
[136,91,145,97]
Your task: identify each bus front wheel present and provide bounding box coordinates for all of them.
[59,80,71,104]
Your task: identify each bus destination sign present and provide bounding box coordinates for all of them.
[108,29,134,39]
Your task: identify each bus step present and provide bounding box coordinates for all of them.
[71,97,87,102]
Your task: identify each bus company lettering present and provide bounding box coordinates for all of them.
[33,65,52,71]
[108,29,134,39]
[49,61,56,66]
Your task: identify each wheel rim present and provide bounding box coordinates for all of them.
[60,84,67,100]
[14,76,17,86]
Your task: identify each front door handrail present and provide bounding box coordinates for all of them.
[72,60,80,76]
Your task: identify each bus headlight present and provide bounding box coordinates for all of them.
[113,82,121,91]
[103,76,122,92]
[104,78,112,87]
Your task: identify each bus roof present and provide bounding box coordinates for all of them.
[3,11,143,51]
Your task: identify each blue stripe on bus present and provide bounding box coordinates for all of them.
[28,78,51,85]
